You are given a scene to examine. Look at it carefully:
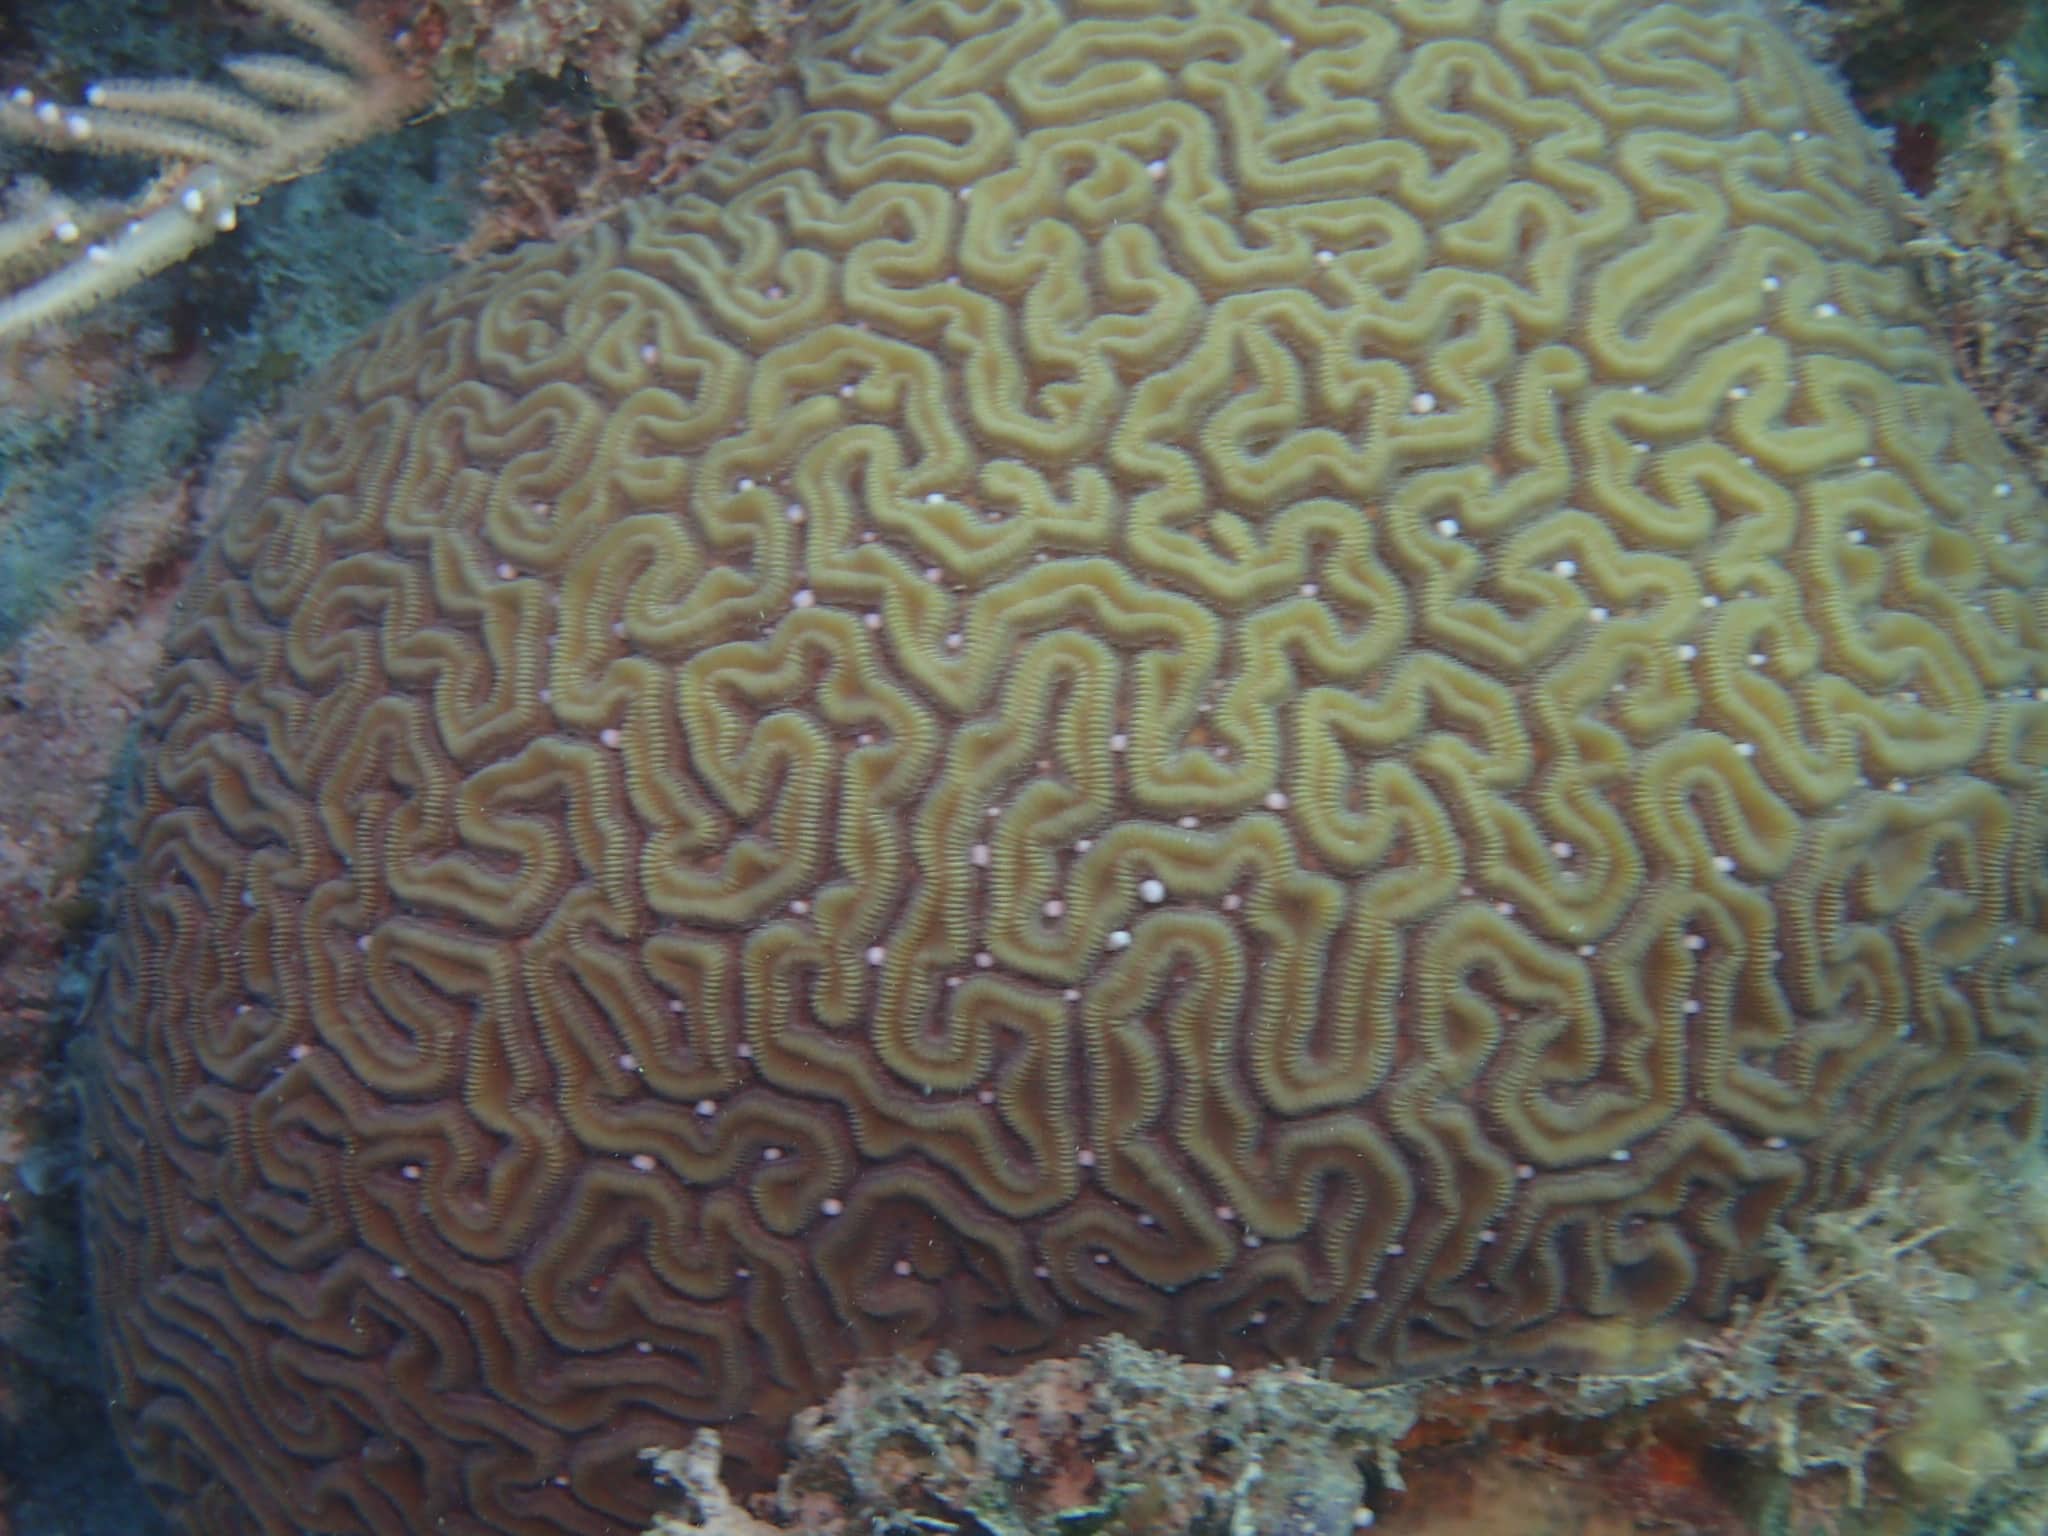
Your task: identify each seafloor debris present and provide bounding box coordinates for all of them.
[649,1336,1414,1536]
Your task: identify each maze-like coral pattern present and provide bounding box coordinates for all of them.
[89,0,2048,1531]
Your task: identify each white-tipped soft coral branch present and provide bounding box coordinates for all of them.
[0,0,429,342]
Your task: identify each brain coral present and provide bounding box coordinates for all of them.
[86,0,2048,1531]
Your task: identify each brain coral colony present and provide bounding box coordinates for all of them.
[81,0,2048,1532]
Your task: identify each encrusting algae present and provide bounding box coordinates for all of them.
[0,0,2041,1532]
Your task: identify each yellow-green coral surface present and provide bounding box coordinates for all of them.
[87,0,2048,1532]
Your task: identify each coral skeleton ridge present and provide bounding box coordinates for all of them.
[82,0,2048,1532]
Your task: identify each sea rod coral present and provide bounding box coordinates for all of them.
[81,0,2048,1532]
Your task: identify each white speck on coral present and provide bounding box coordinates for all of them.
[1552,558,1578,578]
[864,611,882,630]
[1147,158,1168,179]
[1044,898,1066,918]
[1857,454,1876,469]
[1815,301,1839,318]
[1726,384,1749,400]
[791,588,815,609]
[821,1197,844,1216]
[1736,741,1757,757]
[1677,643,1698,661]
[970,843,991,868]
[1222,893,1243,912]
[1264,790,1289,810]
[1587,606,1609,623]
[630,1153,656,1172]
[1846,528,1866,545]
[1761,274,1781,292]
[1078,1147,1096,1168]
[1684,933,1707,952]
[1107,929,1132,951]
[1411,391,1437,414]
[1608,1148,1632,1163]
[1434,516,1459,537]
[401,1164,422,1181]
[865,944,886,966]
[695,1099,716,1118]
[1139,877,1166,904]
[1315,249,1334,266]
[944,631,964,651]
[1110,732,1129,753]
[1552,840,1574,859]
[1712,854,1736,873]
[737,476,756,492]
[601,727,623,749]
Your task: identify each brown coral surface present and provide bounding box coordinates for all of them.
[84,0,2048,1532]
